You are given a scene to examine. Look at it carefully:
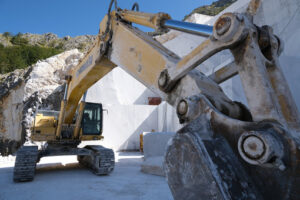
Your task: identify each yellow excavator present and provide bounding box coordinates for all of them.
[14,0,300,199]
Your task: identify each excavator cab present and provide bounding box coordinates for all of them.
[81,102,103,136]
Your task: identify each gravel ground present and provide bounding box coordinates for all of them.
[0,152,173,200]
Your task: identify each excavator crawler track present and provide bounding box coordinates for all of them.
[77,145,114,175]
[13,145,39,182]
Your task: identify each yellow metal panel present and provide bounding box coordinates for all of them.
[64,43,116,123]
[80,135,104,141]
[31,134,56,141]
[109,21,179,96]
[32,113,57,141]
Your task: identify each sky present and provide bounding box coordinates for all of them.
[0,0,214,37]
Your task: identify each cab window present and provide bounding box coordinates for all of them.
[82,103,103,135]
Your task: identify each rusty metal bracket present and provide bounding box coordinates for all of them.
[158,13,249,92]
[208,61,238,84]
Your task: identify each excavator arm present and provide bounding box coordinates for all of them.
[56,1,300,199]
[62,7,244,127]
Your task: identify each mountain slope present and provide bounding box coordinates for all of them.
[0,33,96,74]
[184,0,237,20]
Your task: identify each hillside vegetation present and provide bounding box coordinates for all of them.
[0,32,96,74]
[0,33,63,74]
[184,0,237,20]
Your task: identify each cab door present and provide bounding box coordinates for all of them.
[81,103,103,135]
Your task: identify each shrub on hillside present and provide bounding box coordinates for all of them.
[0,43,62,74]
[10,33,29,45]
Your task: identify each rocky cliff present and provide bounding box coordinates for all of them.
[0,32,96,75]
[0,33,96,52]
[0,49,83,155]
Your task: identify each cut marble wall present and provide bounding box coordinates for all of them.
[84,67,161,151]
[100,105,158,150]
[85,68,183,150]
[85,67,157,105]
